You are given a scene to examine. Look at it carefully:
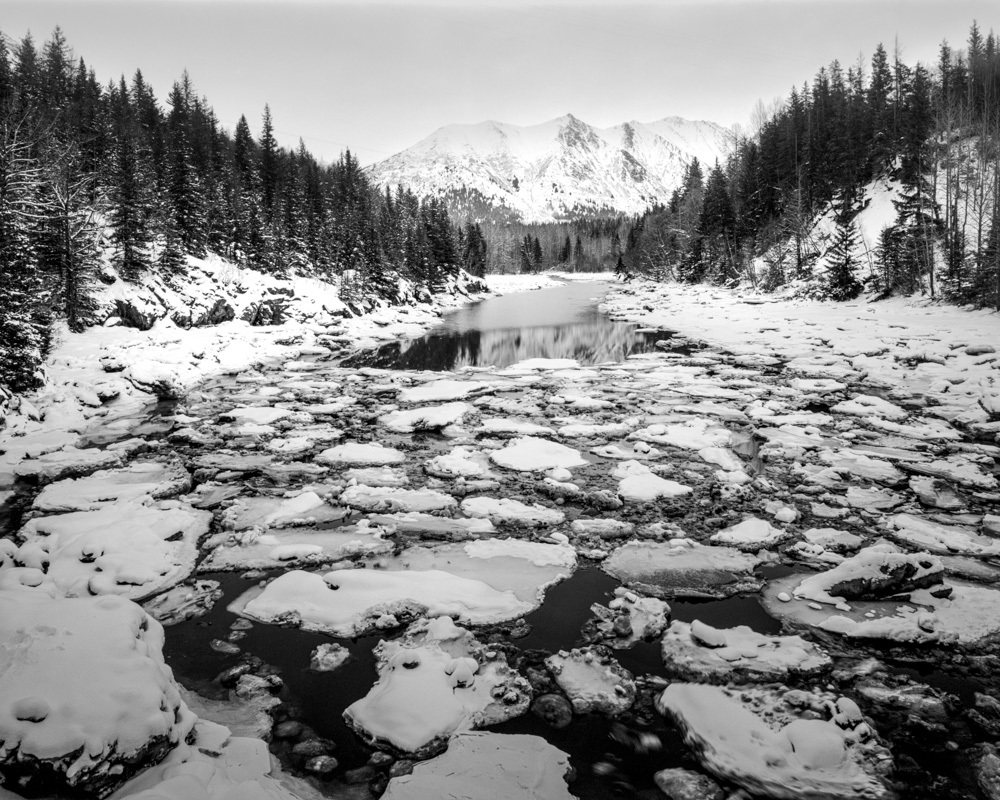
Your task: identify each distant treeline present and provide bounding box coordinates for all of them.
[0,27,487,392]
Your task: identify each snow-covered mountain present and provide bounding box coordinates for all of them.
[366,114,732,223]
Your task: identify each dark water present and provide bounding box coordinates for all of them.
[164,566,785,799]
[342,280,672,370]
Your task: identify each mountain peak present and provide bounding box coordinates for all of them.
[367,114,730,223]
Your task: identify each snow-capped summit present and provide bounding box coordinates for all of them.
[366,114,732,223]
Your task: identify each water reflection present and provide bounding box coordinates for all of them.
[344,280,667,370]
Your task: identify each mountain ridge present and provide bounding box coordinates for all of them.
[365,114,732,223]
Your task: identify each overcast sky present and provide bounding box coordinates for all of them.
[2,0,995,165]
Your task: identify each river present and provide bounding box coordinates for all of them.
[5,278,996,800]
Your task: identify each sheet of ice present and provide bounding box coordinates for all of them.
[906,455,998,490]
[792,546,944,609]
[660,620,831,682]
[221,492,345,531]
[344,466,410,487]
[315,442,406,466]
[884,513,1000,556]
[629,418,733,450]
[32,460,191,513]
[477,418,556,436]
[381,402,474,433]
[338,485,457,514]
[381,731,574,800]
[460,497,565,527]
[545,647,636,715]
[11,498,211,600]
[392,539,575,611]
[200,525,393,572]
[831,395,908,420]
[0,591,195,793]
[558,421,636,439]
[709,517,785,550]
[234,568,533,636]
[398,380,491,403]
[489,436,587,472]
[13,446,123,485]
[657,683,892,799]
[108,719,323,800]
[219,406,292,425]
[367,513,495,538]
[614,460,692,501]
[345,618,530,756]
[425,446,490,478]
[603,539,763,598]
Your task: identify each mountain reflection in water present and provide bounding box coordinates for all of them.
[343,280,667,370]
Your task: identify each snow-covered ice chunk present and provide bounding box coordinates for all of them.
[831,394,907,420]
[656,683,892,799]
[425,446,490,478]
[710,517,786,550]
[234,568,534,636]
[14,446,123,485]
[477,417,556,436]
[546,647,636,715]
[614,461,692,501]
[0,591,195,796]
[603,539,762,598]
[200,525,393,572]
[344,618,530,756]
[339,485,457,514]
[310,643,350,672]
[660,620,831,682]
[381,402,474,433]
[12,498,211,600]
[629,418,733,451]
[489,436,587,472]
[381,731,573,800]
[316,442,406,467]
[398,380,491,403]
[460,497,565,527]
[221,491,345,530]
[219,405,292,425]
[143,579,222,626]
[32,460,191,513]
[367,512,495,538]
[587,587,670,648]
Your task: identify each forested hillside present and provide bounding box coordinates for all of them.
[0,27,488,393]
[624,21,1000,308]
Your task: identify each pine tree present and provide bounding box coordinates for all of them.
[824,190,864,300]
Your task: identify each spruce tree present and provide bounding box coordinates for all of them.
[824,190,864,300]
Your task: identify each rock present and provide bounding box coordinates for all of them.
[114,298,165,330]
[305,755,339,776]
[976,745,1000,800]
[273,720,305,740]
[654,767,725,800]
[532,693,574,729]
